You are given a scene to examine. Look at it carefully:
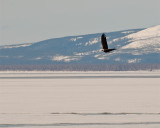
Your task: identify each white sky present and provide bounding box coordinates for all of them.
[0,0,160,45]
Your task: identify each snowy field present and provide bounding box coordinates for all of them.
[0,71,160,128]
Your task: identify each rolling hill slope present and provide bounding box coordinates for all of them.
[0,25,160,65]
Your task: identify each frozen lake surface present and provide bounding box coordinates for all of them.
[0,71,160,128]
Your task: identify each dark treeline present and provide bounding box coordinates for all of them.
[0,64,160,71]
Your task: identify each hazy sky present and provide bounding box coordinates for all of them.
[0,0,160,45]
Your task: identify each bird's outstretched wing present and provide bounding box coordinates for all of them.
[101,33,108,49]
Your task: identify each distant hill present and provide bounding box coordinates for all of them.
[0,25,160,70]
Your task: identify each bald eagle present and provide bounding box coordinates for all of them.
[101,33,116,53]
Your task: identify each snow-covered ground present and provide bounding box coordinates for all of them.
[0,71,160,128]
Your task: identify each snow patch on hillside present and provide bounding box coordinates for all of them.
[128,58,141,63]
[85,38,99,46]
[122,25,160,51]
[35,57,42,60]
[114,58,121,61]
[127,25,160,40]
[51,55,81,62]
[0,56,8,58]
[70,37,83,41]
[122,37,160,50]
[74,50,99,56]
[121,31,135,34]
[0,43,33,49]
[94,54,110,60]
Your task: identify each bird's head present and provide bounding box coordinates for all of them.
[100,49,104,52]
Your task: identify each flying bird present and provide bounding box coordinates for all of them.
[101,33,116,53]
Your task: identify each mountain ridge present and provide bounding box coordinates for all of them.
[0,25,160,65]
